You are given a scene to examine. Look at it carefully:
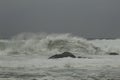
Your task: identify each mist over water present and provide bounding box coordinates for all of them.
[0,33,104,56]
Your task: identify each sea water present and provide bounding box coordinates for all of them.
[0,33,120,80]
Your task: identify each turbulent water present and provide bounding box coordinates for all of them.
[0,33,120,80]
[0,33,105,56]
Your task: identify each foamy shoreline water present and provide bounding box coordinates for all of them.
[0,56,120,80]
[0,33,120,80]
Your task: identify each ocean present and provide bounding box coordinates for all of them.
[0,33,120,80]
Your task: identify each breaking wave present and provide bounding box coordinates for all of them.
[0,33,104,56]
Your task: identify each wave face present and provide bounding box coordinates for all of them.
[90,39,120,54]
[0,33,103,56]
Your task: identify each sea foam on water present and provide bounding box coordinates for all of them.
[0,33,120,80]
[0,33,104,56]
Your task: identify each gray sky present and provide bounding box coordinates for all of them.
[0,0,120,39]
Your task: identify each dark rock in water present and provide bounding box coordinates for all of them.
[77,56,92,59]
[77,56,87,58]
[49,52,76,59]
[108,52,119,55]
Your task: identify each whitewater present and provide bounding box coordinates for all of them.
[0,33,120,80]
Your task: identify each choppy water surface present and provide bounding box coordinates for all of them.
[0,55,119,80]
[0,66,120,80]
[0,33,120,80]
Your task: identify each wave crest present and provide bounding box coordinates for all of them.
[0,33,103,56]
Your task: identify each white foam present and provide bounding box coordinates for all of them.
[0,33,101,56]
[0,33,120,79]
[89,39,120,54]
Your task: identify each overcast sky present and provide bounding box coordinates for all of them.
[0,0,120,39]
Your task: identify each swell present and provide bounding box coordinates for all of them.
[0,33,103,56]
